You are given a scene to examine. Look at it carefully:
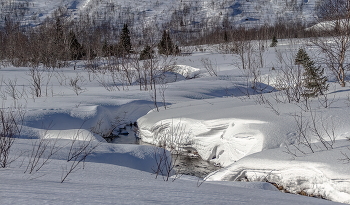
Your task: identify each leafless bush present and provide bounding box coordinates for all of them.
[152,120,192,181]
[230,37,266,95]
[61,129,100,183]
[43,70,54,97]
[273,49,305,103]
[28,67,43,98]
[285,108,337,157]
[24,136,62,174]
[69,74,86,96]
[90,114,126,139]
[0,78,27,106]
[158,81,169,110]
[317,92,337,109]
[0,106,25,168]
[152,146,177,181]
[311,0,350,87]
[4,78,20,100]
[139,55,176,111]
[201,57,218,76]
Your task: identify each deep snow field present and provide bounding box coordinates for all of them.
[1,38,350,204]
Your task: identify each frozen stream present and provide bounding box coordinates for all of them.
[107,124,221,178]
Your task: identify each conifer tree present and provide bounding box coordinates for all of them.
[270,36,278,47]
[68,31,85,60]
[295,47,309,65]
[295,48,329,97]
[120,23,132,54]
[158,30,180,56]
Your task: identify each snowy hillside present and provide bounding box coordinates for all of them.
[0,0,321,28]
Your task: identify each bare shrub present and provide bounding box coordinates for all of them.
[1,78,27,106]
[273,49,305,103]
[311,0,350,87]
[201,57,218,76]
[0,106,25,168]
[152,146,176,181]
[90,114,126,139]
[28,67,43,98]
[69,74,86,96]
[61,129,100,183]
[285,107,337,157]
[24,136,63,174]
[152,120,192,181]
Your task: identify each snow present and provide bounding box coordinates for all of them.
[1,150,339,205]
[205,141,350,203]
[0,0,322,29]
[0,21,350,205]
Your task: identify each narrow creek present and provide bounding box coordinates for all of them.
[104,123,221,178]
[105,125,336,201]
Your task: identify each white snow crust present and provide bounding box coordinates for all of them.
[0,37,349,204]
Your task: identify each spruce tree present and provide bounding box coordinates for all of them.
[270,36,278,47]
[120,24,132,54]
[158,30,180,56]
[295,48,328,97]
[68,31,85,60]
[295,47,309,65]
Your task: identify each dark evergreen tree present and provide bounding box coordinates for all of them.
[295,47,309,65]
[119,23,132,54]
[270,36,278,47]
[223,30,229,42]
[296,48,329,97]
[158,30,180,56]
[140,45,154,60]
[68,31,85,60]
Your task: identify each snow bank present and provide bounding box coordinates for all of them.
[137,92,305,167]
[88,143,172,173]
[173,65,202,79]
[206,142,350,204]
[42,129,104,141]
[139,117,266,167]
[1,156,337,205]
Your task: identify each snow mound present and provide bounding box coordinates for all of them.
[173,65,201,79]
[42,129,104,142]
[138,117,266,167]
[206,142,350,204]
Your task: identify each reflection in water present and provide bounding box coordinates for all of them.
[174,154,221,178]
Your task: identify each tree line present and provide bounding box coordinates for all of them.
[0,13,181,69]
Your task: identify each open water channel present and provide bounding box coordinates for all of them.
[105,123,221,178]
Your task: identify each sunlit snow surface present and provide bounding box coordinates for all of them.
[0,38,349,204]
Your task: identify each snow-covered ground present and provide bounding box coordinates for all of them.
[1,140,340,205]
[1,37,350,204]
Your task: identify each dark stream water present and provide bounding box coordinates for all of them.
[106,124,221,178]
